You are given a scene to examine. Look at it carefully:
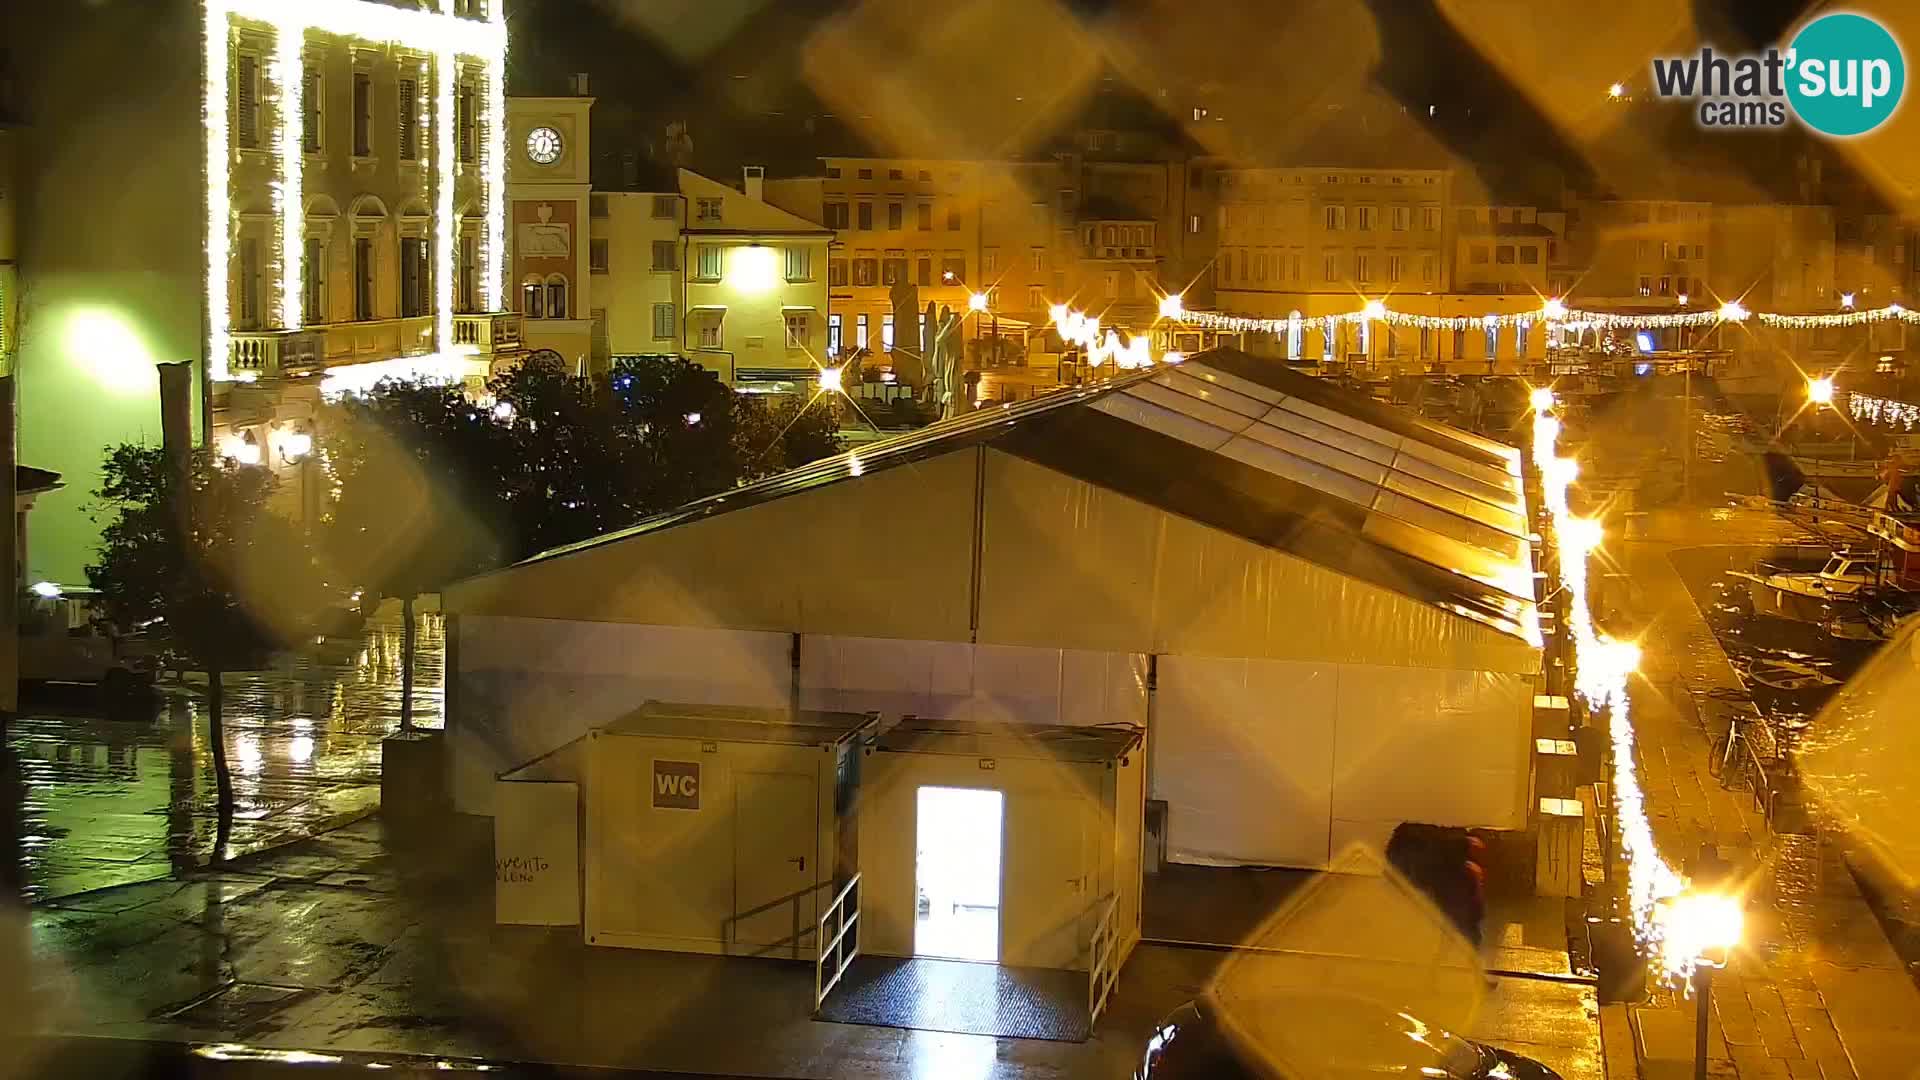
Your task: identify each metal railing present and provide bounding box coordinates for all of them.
[229,328,325,377]
[813,873,861,1012]
[453,311,522,351]
[1088,893,1120,1027]
[721,879,830,961]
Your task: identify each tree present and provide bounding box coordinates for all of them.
[323,380,516,731]
[88,445,323,828]
[734,393,846,482]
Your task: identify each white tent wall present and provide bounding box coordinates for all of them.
[449,616,793,814]
[1153,655,1532,870]
[797,634,1147,727]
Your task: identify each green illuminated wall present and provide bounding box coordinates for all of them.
[7,1,204,584]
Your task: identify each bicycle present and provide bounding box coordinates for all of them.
[1707,711,1752,791]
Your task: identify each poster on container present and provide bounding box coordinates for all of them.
[494,780,580,926]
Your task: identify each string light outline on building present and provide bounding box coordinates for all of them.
[203,0,508,382]
[434,54,457,355]
[1847,390,1920,431]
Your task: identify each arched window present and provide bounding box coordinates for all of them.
[521,276,545,319]
[544,275,569,320]
[1286,311,1302,360]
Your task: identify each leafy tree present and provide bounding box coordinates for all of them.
[735,392,846,481]
[322,380,516,731]
[87,445,323,821]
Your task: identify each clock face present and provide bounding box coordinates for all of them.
[526,126,562,165]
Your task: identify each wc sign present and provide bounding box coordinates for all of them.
[653,760,701,810]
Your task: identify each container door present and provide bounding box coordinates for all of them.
[1001,792,1090,969]
[731,771,818,955]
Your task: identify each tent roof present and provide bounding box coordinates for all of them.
[503,348,1537,644]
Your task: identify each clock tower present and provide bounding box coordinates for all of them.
[507,93,594,370]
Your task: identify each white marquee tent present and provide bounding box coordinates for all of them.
[444,349,1542,869]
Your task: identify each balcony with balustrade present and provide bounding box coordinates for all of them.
[227,311,524,379]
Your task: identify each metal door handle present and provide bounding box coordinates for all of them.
[789,856,806,871]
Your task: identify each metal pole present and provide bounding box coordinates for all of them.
[1693,964,1713,1080]
[1683,363,1693,503]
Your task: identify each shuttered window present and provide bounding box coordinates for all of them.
[234,53,260,148]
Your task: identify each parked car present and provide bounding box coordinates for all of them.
[1133,995,1562,1079]
[19,584,160,698]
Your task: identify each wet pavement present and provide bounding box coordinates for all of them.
[17,817,1601,1080]
[10,609,445,903]
[1616,507,1920,1078]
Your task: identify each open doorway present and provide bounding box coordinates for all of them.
[914,786,1004,962]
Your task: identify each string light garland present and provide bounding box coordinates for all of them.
[203,0,508,382]
[1174,296,1920,337]
[1847,390,1920,432]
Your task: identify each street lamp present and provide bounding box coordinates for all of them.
[1158,292,1184,320]
[1659,890,1745,1080]
[1841,292,1856,310]
[1608,82,1627,99]
[1807,375,1835,406]
[1529,386,1557,413]
[967,291,989,313]
[818,366,844,394]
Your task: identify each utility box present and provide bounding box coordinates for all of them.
[583,702,879,959]
[857,718,1146,972]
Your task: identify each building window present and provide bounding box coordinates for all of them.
[887,202,904,230]
[697,315,721,349]
[942,254,965,282]
[652,302,675,340]
[695,244,721,280]
[354,237,375,320]
[696,198,723,223]
[882,313,895,352]
[1028,286,1044,310]
[398,77,419,161]
[1457,208,1477,227]
[1324,205,1345,231]
[1516,322,1530,355]
[1421,254,1436,284]
[856,202,873,230]
[1188,214,1202,234]
[785,312,811,349]
[857,168,873,180]
[1323,322,1335,359]
[1658,275,1671,296]
[946,206,961,230]
[916,255,932,287]
[1355,252,1372,282]
[854,257,877,286]
[457,83,476,163]
[825,167,841,179]
[825,202,849,229]
[652,195,678,219]
[916,169,931,181]
[882,254,906,286]
[352,72,372,157]
[1451,326,1464,357]
[829,258,848,286]
[652,240,678,271]
[304,238,328,323]
[1104,270,1120,299]
[458,233,477,312]
[1323,251,1340,281]
[1637,276,1652,297]
[1391,206,1410,231]
[1483,325,1497,359]
[234,52,260,149]
[1520,245,1540,265]
[1287,312,1303,359]
[1471,245,1490,265]
[917,203,932,231]
[785,246,812,281]
[855,313,869,350]
[522,279,543,319]
[399,237,429,318]
[1356,206,1376,231]
[1421,205,1439,231]
[590,239,609,273]
[237,237,262,329]
[302,68,322,154]
[1387,254,1404,283]
[1495,245,1515,264]
[984,248,999,274]
[827,313,843,355]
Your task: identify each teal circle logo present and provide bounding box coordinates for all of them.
[1787,13,1905,136]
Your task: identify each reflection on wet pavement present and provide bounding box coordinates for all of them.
[11,611,444,903]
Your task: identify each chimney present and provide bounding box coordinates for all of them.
[572,72,590,96]
[742,165,764,202]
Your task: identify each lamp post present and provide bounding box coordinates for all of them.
[1659,890,1745,1080]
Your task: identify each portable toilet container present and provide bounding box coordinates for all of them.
[857,718,1146,974]
[582,702,879,958]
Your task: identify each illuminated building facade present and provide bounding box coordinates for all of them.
[507,95,595,370]
[3,1,517,580]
